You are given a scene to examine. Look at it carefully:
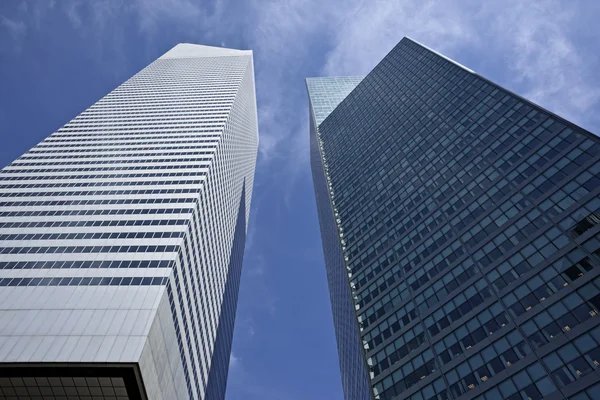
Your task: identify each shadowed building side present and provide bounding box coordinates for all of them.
[308,76,373,400]
[206,181,246,399]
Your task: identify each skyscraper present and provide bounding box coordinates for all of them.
[309,37,600,400]
[0,44,258,400]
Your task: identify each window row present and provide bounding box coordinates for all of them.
[57,126,223,133]
[541,325,600,389]
[520,276,600,350]
[10,157,212,167]
[68,112,227,123]
[472,210,554,270]
[434,301,510,365]
[502,127,578,187]
[414,258,477,313]
[0,275,168,287]
[445,330,532,398]
[521,150,599,203]
[0,171,207,182]
[359,290,415,330]
[569,382,600,400]
[0,259,173,270]
[374,348,437,399]
[19,150,214,160]
[358,281,409,326]
[395,376,449,400]
[60,121,225,130]
[28,144,217,154]
[1,163,210,174]
[559,197,600,239]
[0,197,196,208]
[0,188,198,198]
[501,244,597,318]
[0,179,203,189]
[0,244,179,254]
[459,192,530,251]
[0,218,187,229]
[355,268,404,310]
[469,361,557,400]
[539,164,600,220]
[424,279,493,338]
[368,324,426,378]
[47,132,221,141]
[486,226,575,295]
[0,230,186,241]
[361,302,417,350]
[0,207,193,218]
[352,234,464,293]
[80,103,231,113]
[406,242,467,294]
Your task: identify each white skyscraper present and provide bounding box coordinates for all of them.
[0,44,258,400]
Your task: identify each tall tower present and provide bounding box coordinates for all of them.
[0,44,258,400]
[309,38,600,400]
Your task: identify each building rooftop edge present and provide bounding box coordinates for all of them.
[306,75,366,83]
[403,36,475,73]
[160,43,252,59]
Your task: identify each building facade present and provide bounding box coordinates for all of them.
[0,43,258,400]
[307,76,373,400]
[308,37,600,400]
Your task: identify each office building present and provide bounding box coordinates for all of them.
[308,37,600,400]
[0,43,258,400]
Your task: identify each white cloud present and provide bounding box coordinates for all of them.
[486,0,600,129]
[248,0,478,169]
[322,0,477,76]
[64,0,83,29]
[244,253,278,316]
[0,15,26,38]
[321,0,600,130]
[229,353,241,368]
[6,0,599,164]
[29,0,55,30]
[249,0,600,173]
[131,0,212,34]
[0,15,27,51]
[247,0,330,165]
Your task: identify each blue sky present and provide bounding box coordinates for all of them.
[1,1,600,399]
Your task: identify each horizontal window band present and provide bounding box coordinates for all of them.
[0,198,196,207]
[0,179,204,189]
[0,259,174,269]
[44,134,221,141]
[0,172,206,181]
[9,157,212,166]
[0,208,193,217]
[0,219,188,228]
[34,139,219,148]
[0,276,168,287]
[0,244,179,254]
[27,146,217,154]
[1,164,210,174]
[0,231,185,241]
[0,188,198,198]
[18,151,214,160]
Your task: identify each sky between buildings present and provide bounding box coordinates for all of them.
[1,1,600,399]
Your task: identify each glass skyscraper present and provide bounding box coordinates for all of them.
[308,37,600,400]
[0,44,258,400]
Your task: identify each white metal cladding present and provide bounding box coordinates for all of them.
[0,44,258,400]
